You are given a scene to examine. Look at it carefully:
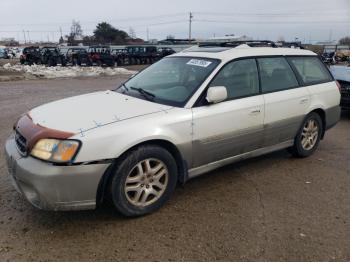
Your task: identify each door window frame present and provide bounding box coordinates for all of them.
[194,56,262,107]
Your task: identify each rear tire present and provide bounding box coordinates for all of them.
[109,145,178,217]
[289,112,323,158]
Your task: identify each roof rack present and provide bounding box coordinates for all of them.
[198,40,277,48]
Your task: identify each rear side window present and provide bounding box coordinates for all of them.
[288,56,333,85]
[210,59,259,99]
[258,57,299,93]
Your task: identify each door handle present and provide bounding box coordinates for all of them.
[300,98,309,104]
[250,109,261,115]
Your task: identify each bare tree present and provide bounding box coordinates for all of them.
[70,20,83,39]
[66,20,83,45]
[128,27,136,39]
[166,35,175,40]
[339,36,350,45]
[277,36,285,42]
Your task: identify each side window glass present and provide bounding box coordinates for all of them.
[258,57,299,92]
[210,59,259,99]
[288,56,333,84]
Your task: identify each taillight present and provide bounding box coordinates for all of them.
[336,81,342,93]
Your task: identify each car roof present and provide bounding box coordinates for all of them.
[171,45,316,62]
[89,46,110,48]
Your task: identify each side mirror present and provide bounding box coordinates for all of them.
[206,86,228,104]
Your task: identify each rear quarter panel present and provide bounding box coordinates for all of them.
[306,81,340,111]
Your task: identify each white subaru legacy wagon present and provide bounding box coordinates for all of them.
[5,45,340,216]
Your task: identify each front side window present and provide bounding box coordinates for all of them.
[288,56,333,85]
[209,59,259,99]
[116,57,220,107]
[258,57,299,93]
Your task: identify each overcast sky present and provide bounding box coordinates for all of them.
[1,0,349,43]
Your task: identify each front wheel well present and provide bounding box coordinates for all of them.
[96,139,188,207]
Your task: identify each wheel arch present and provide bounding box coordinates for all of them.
[96,139,188,207]
[309,108,326,139]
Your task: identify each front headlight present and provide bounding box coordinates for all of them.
[30,139,80,163]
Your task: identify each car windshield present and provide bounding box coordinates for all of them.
[116,57,220,107]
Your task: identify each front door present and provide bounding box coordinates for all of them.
[192,58,265,168]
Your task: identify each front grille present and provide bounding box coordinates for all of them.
[15,130,27,155]
[341,89,350,97]
[339,81,350,97]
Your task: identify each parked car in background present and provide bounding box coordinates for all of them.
[126,46,158,64]
[5,44,340,217]
[339,80,350,110]
[41,47,66,67]
[4,48,16,59]
[20,46,42,65]
[157,47,176,58]
[0,48,9,59]
[330,65,350,110]
[65,48,92,66]
[111,48,129,66]
[321,51,336,65]
[88,46,115,67]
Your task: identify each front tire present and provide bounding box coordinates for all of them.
[109,145,178,217]
[290,112,323,158]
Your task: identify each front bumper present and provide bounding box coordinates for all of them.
[5,137,110,211]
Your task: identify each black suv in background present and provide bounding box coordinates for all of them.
[111,48,129,66]
[20,46,42,65]
[339,80,350,110]
[20,46,66,66]
[126,46,159,65]
[65,48,92,66]
[157,47,176,58]
[88,46,115,67]
[41,47,66,66]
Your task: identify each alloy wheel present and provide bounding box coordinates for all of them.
[124,158,169,207]
[301,119,319,150]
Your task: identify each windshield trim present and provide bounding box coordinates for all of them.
[115,56,221,107]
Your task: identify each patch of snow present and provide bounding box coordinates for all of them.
[2,64,137,79]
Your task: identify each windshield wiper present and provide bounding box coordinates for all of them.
[120,83,129,91]
[114,83,129,93]
[130,87,156,101]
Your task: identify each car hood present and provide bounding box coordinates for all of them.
[29,90,173,134]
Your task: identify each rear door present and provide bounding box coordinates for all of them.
[192,58,264,167]
[258,57,310,146]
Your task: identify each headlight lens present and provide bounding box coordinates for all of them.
[30,139,80,163]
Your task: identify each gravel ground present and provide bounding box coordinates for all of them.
[0,77,350,261]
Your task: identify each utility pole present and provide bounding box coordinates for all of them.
[329,29,333,42]
[147,27,149,41]
[23,30,27,44]
[189,12,193,44]
[27,31,30,43]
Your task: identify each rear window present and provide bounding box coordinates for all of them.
[288,56,333,85]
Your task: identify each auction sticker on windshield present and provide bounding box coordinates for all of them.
[187,59,212,67]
